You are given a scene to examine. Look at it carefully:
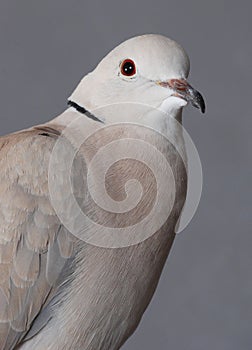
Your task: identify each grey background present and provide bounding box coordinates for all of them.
[0,1,251,349]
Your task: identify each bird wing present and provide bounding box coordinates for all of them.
[0,125,75,349]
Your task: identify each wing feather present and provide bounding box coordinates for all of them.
[0,125,75,349]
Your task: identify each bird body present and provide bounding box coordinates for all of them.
[0,34,204,349]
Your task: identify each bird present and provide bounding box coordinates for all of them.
[0,34,205,349]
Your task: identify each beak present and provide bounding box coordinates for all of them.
[158,79,206,114]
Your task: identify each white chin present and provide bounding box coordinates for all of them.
[159,96,188,115]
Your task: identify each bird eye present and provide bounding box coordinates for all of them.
[120,59,136,77]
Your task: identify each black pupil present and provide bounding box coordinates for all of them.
[122,61,135,75]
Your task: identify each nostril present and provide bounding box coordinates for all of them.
[157,79,189,92]
[168,79,188,91]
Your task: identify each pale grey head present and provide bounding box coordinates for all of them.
[69,34,205,119]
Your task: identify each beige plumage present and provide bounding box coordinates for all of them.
[0,34,204,349]
[0,126,74,349]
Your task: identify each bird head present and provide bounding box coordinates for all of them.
[69,34,205,122]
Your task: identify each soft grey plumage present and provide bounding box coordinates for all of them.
[0,34,204,349]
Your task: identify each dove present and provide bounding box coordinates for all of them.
[0,34,205,349]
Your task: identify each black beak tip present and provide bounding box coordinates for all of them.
[193,91,206,114]
[200,99,206,114]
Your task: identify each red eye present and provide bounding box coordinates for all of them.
[120,59,136,77]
